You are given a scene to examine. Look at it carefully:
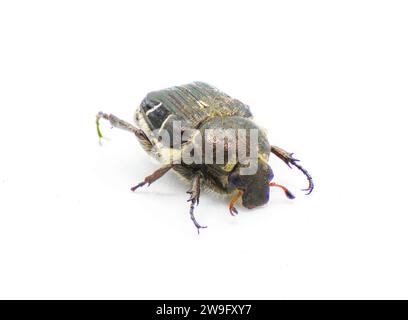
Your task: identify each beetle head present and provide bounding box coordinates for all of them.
[227,160,274,209]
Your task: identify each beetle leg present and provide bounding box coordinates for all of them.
[270,145,314,195]
[187,173,201,205]
[269,182,295,199]
[187,173,207,234]
[228,190,244,216]
[130,164,174,191]
[96,112,152,151]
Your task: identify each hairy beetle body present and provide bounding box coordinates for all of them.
[97,82,313,232]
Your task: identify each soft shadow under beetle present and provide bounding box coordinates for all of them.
[97,82,313,233]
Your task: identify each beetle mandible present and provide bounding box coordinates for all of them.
[96,82,313,233]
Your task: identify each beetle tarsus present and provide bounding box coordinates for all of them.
[269,182,295,199]
[130,181,147,191]
[130,165,174,192]
[187,174,206,233]
[270,145,314,195]
[187,190,199,205]
[189,198,207,234]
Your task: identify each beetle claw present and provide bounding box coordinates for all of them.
[194,223,207,235]
[229,206,239,216]
[302,183,314,195]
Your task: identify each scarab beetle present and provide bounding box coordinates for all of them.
[96,82,313,232]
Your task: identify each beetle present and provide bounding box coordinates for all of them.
[96,82,313,233]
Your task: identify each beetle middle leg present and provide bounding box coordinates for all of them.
[187,173,207,234]
[270,145,314,195]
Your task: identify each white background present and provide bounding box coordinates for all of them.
[0,0,407,299]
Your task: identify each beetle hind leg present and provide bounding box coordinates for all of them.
[270,145,314,195]
[130,164,174,191]
[96,112,153,151]
[187,173,207,234]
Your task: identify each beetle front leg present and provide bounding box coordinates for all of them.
[270,145,314,195]
[269,182,295,199]
[229,190,244,216]
[187,173,207,234]
[130,164,174,191]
